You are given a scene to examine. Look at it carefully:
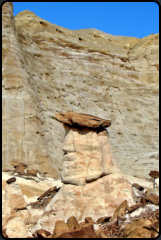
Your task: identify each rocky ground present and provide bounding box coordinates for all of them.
[2,166,159,238]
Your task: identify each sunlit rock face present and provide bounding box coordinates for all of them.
[2,2,159,178]
[35,113,135,233]
[61,126,121,185]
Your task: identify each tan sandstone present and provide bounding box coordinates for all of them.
[2,2,159,179]
[35,113,135,233]
[61,125,121,185]
[5,216,28,238]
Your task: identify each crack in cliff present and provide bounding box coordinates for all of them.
[85,131,93,183]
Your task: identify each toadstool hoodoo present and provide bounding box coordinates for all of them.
[36,112,135,233]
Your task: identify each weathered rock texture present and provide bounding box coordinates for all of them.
[2,2,159,178]
[35,114,135,233]
[59,125,121,185]
[54,112,111,128]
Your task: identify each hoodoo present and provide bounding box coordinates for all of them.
[36,112,135,233]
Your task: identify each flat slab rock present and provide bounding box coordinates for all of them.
[54,112,112,128]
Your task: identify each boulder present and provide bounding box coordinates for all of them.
[67,216,80,230]
[112,200,127,219]
[2,171,63,199]
[2,181,28,228]
[15,165,24,174]
[145,195,159,205]
[127,203,142,213]
[85,217,95,224]
[6,177,16,184]
[54,223,97,238]
[11,161,28,168]
[132,183,144,191]
[141,197,147,206]
[27,169,38,176]
[36,229,51,238]
[5,216,28,238]
[37,173,134,233]
[96,216,111,224]
[37,186,58,200]
[124,218,153,237]
[53,220,69,236]
[4,182,28,211]
[127,226,151,238]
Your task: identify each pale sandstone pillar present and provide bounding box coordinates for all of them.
[36,112,135,233]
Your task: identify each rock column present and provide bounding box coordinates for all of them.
[36,112,135,233]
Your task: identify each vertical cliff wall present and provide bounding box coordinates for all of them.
[2,2,159,178]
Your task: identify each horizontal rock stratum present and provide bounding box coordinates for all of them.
[2,2,159,178]
[54,112,112,128]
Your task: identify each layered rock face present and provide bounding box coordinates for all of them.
[2,2,159,178]
[36,112,135,233]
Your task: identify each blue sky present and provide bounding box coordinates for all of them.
[13,2,159,39]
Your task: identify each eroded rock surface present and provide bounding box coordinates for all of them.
[35,114,135,233]
[2,171,159,238]
[54,112,112,128]
[61,125,121,185]
[2,2,159,178]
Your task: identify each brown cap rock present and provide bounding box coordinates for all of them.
[149,171,159,179]
[54,112,111,128]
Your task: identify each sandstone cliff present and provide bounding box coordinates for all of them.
[2,2,159,178]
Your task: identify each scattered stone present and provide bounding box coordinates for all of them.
[67,216,80,230]
[96,216,111,224]
[6,177,16,184]
[95,229,110,238]
[3,181,28,226]
[132,183,144,191]
[128,203,143,213]
[37,186,59,200]
[141,196,147,206]
[27,169,38,176]
[15,165,24,174]
[123,218,153,237]
[11,161,28,168]
[85,217,95,224]
[126,226,151,238]
[36,229,51,238]
[53,220,69,236]
[5,216,28,238]
[145,195,159,205]
[112,200,127,219]
[54,223,97,238]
